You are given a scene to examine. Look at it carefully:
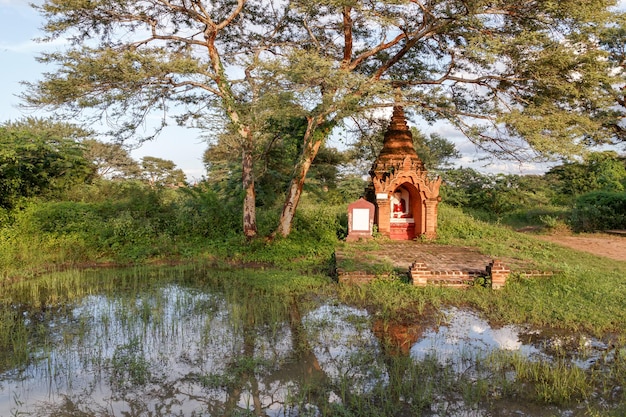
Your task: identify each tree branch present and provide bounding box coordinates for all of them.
[341,6,353,69]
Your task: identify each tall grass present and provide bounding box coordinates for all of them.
[0,263,330,375]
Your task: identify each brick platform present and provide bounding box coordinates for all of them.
[335,242,554,289]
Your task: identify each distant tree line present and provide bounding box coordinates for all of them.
[439,151,626,232]
[0,118,186,210]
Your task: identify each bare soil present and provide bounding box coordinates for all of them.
[533,232,626,262]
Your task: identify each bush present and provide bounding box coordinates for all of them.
[569,191,626,232]
[0,181,246,266]
[173,184,241,240]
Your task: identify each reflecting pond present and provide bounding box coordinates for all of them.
[0,267,623,416]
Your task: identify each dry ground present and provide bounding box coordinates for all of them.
[533,232,626,262]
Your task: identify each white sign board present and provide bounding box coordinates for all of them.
[352,208,370,231]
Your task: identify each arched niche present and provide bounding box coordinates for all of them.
[389,183,423,240]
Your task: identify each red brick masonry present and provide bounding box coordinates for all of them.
[335,243,555,289]
[409,259,509,288]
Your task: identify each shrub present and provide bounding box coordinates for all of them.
[173,184,241,240]
[569,191,626,232]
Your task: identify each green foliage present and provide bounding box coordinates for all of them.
[111,338,151,388]
[82,139,141,180]
[440,168,555,216]
[205,116,349,208]
[486,351,593,406]
[0,181,347,275]
[0,181,243,269]
[217,200,342,271]
[0,118,93,209]
[546,151,626,199]
[440,153,626,232]
[291,202,344,246]
[570,191,626,232]
[140,156,186,188]
[411,129,461,171]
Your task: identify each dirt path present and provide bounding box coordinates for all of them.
[533,232,626,262]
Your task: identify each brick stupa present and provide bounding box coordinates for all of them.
[368,107,442,239]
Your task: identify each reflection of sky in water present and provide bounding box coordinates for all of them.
[411,308,542,367]
[304,304,371,353]
[0,286,255,416]
[0,287,611,417]
[304,304,382,389]
[1,288,384,417]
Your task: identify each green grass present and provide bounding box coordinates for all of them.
[3,199,626,337]
[334,204,626,337]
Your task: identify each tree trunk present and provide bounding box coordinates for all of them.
[206,30,257,240]
[288,301,330,405]
[242,145,257,239]
[274,119,323,238]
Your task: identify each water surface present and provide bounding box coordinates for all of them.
[0,269,620,416]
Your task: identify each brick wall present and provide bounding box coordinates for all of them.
[410,259,511,289]
[486,260,510,290]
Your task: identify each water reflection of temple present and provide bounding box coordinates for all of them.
[367,106,442,240]
[372,319,425,356]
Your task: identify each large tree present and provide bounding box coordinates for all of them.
[546,150,626,196]
[82,139,141,180]
[23,0,295,239]
[24,0,626,238]
[599,11,626,141]
[265,0,625,236]
[141,156,187,188]
[204,115,347,207]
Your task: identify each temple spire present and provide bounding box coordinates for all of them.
[376,106,419,162]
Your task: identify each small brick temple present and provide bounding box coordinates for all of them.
[367,106,442,240]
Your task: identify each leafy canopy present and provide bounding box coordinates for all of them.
[25,0,625,159]
[0,118,93,209]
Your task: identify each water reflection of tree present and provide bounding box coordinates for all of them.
[10,276,626,417]
[4,278,492,417]
[181,295,332,416]
[217,299,331,416]
[16,286,432,417]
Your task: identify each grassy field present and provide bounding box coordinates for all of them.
[336,205,626,337]
[2,200,625,337]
